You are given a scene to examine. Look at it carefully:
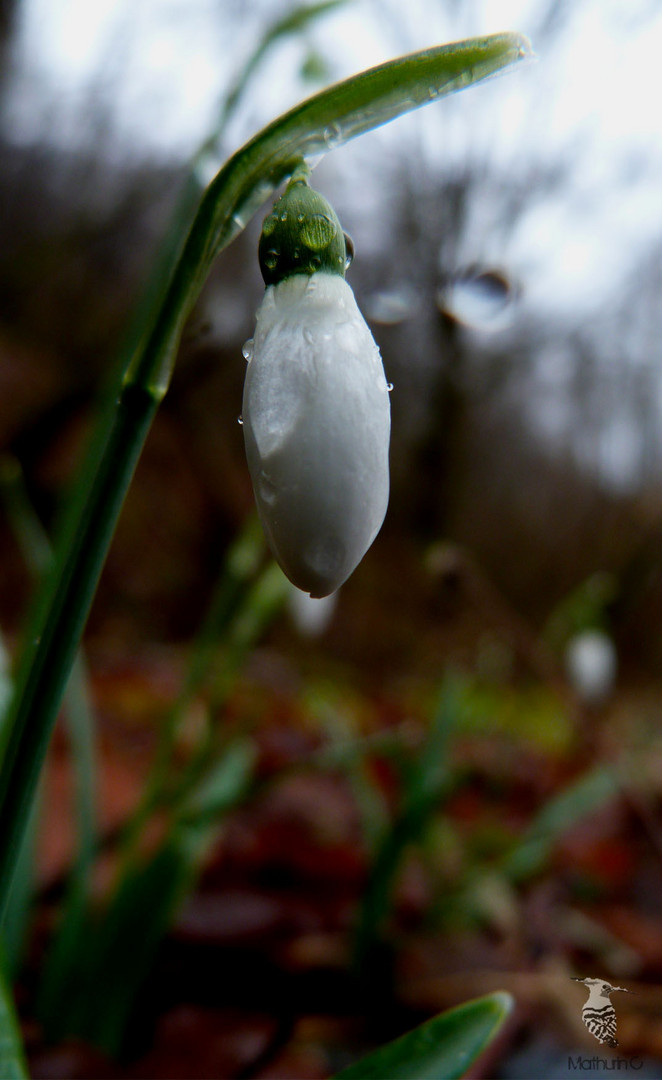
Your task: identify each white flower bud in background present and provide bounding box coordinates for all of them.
[242,172,391,598]
[287,585,337,637]
[564,629,617,705]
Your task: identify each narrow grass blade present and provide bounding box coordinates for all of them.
[501,764,617,883]
[0,384,157,920]
[39,737,256,1052]
[334,992,513,1080]
[0,786,38,978]
[214,0,349,143]
[0,461,98,980]
[354,676,463,966]
[0,949,27,1080]
[177,737,257,828]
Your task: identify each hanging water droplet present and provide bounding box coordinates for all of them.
[264,249,279,270]
[343,232,354,269]
[323,120,342,149]
[280,211,288,222]
[258,472,277,506]
[386,382,394,392]
[297,213,305,223]
[242,338,254,362]
[237,415,244,425]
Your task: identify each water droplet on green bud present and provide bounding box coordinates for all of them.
[262,214,278,236]
[301,212,336,251]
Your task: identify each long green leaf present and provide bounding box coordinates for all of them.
[0,951,27,1080]
[335,992,513,1080]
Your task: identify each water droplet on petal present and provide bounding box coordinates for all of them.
[237,415,244,425]
[258,472,277,506]
[386,382,394,392]
[297,213,305,223]
[242,338,254,362]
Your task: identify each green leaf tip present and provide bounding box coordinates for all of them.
[333,991,514,1080]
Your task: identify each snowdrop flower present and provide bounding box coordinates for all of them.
[242,173,391,598]
[565,629,617,705]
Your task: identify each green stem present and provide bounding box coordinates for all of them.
[0,383,158,917]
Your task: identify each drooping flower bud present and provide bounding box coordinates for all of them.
[242,173,391,598]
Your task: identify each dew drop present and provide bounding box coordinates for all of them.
[297,213,305,223]
[258,472,277,506]
[262,213,278,236]
[237,415,244,425]
[264,249,279,270]
[242,338,254,362]
[386,382,394,392]
[343,232,354,269]
[301,212,336,251]
[323,120,343,149]
[280,211,288,222]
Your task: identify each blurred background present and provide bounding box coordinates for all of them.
[3,0,662,1077]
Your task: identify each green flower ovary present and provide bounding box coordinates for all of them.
[258,177,348,286]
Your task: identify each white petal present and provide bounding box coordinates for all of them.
[243,273,391,598]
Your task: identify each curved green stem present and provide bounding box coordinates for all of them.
[0,31,529,921]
